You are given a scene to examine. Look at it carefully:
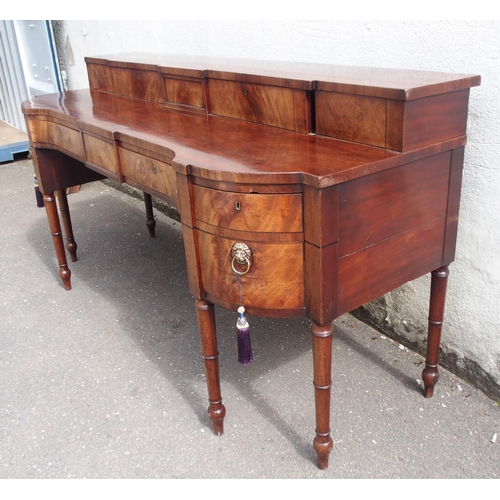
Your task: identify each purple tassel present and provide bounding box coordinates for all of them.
[237,306,253,365]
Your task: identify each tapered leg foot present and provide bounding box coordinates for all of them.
[313,434,334,470]
[422,266,449,398]
[422,366,439,398]
[311,322,333,469]
[208,402,225,436]
[195,299,226,435]
[144,193,156,238]
[43,192,72,290]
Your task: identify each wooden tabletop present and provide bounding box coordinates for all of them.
[22,89,468,189]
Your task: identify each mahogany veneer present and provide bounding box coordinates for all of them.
[22,53,480,469]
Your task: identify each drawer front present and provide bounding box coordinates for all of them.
[83,135,118,175]
[208,79,296,130]
[198,232,305,311]
[164,77,205,109]
[119,148,176,200]
[194,185,303,233]
[29,120,85,159]
[315,91,387,148]
[87,63,115,93]
[113,67,164,103]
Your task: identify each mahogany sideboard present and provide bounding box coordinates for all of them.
[22,53,480,469]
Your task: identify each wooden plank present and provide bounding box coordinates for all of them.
[0,120,28,162]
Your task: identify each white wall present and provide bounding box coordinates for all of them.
[52,20,500,398]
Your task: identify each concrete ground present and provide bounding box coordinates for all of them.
[1,157,499,480]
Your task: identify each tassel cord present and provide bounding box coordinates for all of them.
[237,272,243,308]
[236,268,253,365]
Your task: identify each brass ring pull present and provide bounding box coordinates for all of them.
[231,255,251,275]
[231,242,252,275]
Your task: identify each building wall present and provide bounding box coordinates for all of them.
[52,20,500,399]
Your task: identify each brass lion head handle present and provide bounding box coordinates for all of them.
[231,242,252,275]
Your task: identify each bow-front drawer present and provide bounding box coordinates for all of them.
[192,184,305,314]
[193,185,303,234]
[197,232,305,313]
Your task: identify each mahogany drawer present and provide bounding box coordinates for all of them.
[112,67,164,103]
[315,88,472,152]
[164,77,205,110]
[193,185,303,234]
[197,231,305,312]
[87,63,115,93]
[118,148,177,201]
[208,79,305,131]
[28,119,85,159]
[315,91,387,148]
[83,135,119,176]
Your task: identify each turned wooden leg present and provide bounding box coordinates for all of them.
[195,299,226,435]
[422,266,449,398]
[43,192,72,290]
[55,189,78,262]
[144,192,156,238]
[311,322,334,469]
